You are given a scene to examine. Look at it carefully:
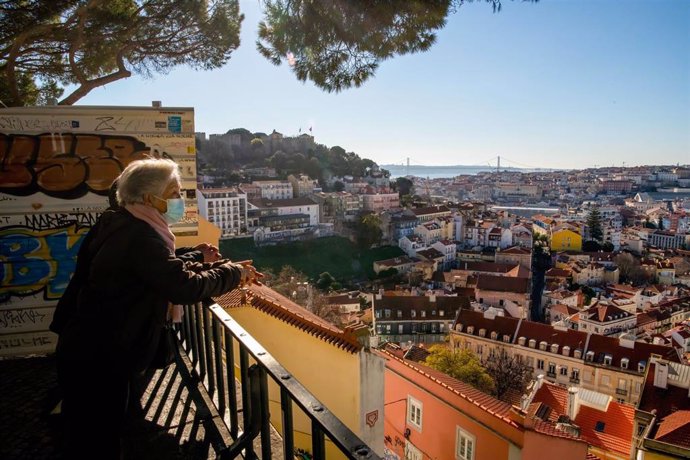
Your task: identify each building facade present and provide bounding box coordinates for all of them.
[197,188,249,237]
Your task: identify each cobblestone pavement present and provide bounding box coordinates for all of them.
[0,355,217,460]
[0,355,287,460]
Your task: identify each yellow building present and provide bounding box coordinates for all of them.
[214,285,385,457]
[550,228,582,252]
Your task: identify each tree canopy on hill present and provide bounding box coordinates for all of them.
[197,130,386,187]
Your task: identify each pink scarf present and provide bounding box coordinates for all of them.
[125,203,182,322]
[125,203,175,253]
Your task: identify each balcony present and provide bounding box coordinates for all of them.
[569,377,580,384]
[616,388,628,396]
[2,288,380,459]
[546,371,557,378]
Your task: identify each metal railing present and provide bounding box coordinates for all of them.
[615,388,628,396]
[177,298,380,460]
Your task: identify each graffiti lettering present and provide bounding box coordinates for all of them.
[0,117,71,131]
[0,224,88,300]
[23,212,100,231]
[0,309,47,329]
[0,132,151,198]
[0,334,54,350]
[95,117,116,131]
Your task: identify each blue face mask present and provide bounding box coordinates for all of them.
[155,196,185,224]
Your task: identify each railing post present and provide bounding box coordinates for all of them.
[182,303,192,353]
[312,420,326,460]
[213,316,226,418]
[194,302,206,377]
[258,366,272,460]
[280,386,295,460]
[224,327,239,438]
[203,306,216,395]
[239,346,256,459]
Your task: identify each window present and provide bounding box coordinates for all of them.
[407,397,423,431]
[455,426,475,460]
[537,359,545,370]
[548,362,556,374]
[560,366,568,376]
[411,310,417,318]
[386,325,391,333]
[527,356,535,368]
[601,375,610,386]
[571,369,580,381]
[476,344,483,355]
[385,309,391,318]
[399,325,404,334]
[421,310,427,318]
[397,310,403,318]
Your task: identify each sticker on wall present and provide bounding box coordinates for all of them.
[366,409,379,427]
[168,116,181,133]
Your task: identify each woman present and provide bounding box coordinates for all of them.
[55,159,256,459]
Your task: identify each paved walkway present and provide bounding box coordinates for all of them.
[0,355,218,459]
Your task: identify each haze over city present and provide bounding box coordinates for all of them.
[72,0,690,170]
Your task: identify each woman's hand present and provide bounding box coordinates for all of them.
[236,260,264,287]
[194,242,222,262]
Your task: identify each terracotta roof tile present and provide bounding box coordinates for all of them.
[454,262,520,274]
[638,362,690,420]
[585,334,679,369]
[532,382,635,456]
[411,205,450,216]
[375,295,470,321]
[582,304,633,323]
[214,284,362,353]
[499,246,532,255]
[476,274,530,293]
[655,410,690,448]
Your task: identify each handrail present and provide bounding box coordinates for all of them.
[178,299,380,460]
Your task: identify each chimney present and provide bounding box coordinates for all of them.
[567,387,580,419]
[654,362,669,389]
[429,293,436,303]
[376,288,384,300]
[535,374,545,392]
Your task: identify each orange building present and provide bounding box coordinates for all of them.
[377,349,589,460]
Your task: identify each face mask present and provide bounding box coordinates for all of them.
[155,196,185,224]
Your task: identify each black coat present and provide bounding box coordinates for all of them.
[54,208,242,373]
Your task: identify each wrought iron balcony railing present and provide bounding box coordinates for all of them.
[177,299,379,460]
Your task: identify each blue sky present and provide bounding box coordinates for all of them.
[75,0,689,170]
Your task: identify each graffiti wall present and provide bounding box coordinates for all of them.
[0,106,196,356]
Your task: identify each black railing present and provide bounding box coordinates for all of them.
[615,388,628,396]
[177,298,380,460]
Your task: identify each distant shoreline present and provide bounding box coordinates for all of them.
[381,164,557,179]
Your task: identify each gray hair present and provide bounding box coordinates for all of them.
[116,159,181,205]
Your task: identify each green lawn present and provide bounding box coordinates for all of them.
[219,236,405,283]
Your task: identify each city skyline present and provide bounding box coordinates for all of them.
[72,0,689,170]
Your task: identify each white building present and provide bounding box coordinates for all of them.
[252,180,293,200]
[197,188,248,238]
